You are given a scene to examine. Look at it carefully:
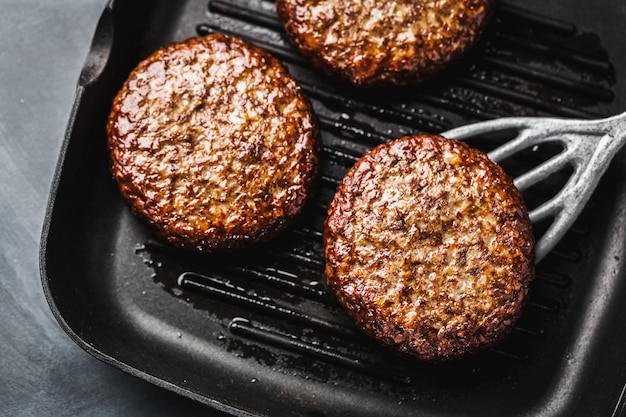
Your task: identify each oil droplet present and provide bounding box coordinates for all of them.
[250,378,258,383]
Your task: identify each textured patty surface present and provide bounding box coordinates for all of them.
[107,34,319,252]
[324,135,534,361]
[276,0,495,87]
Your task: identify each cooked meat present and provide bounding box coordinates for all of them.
[276,0,495,87]
[323,135,534,361]
[107,34,320,253]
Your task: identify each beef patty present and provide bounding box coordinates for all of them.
[276,0,495,87]
[324,135,534,361]
[107,34,320,253]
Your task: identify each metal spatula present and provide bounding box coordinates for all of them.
[443,111,626,262]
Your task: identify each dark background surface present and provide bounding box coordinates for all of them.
[1,0,625,416]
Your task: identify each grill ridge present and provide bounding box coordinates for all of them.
[208,0,283,31]
[228,318,414,384]
[179,272,352,335]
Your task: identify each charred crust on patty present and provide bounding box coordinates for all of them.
[323,134,534,361]
[107,34,320,253]
[276,0,496,87]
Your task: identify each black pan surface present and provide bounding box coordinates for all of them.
[41,0,626,416]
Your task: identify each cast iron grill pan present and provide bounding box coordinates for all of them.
[41,0,626,416]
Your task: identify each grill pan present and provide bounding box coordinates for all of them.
[40,0,626,416]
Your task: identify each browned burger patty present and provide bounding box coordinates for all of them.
[107,34,320,253]
[324,135,534,361]
[276,0,495,87]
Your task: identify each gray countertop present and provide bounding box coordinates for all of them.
[0,1,223,415]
